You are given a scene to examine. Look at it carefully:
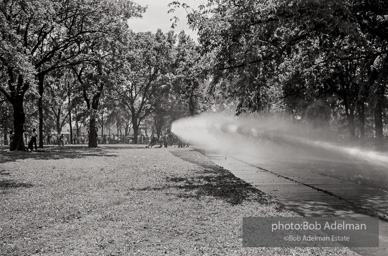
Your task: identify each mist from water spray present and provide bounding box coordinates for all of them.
[171,112,388,168]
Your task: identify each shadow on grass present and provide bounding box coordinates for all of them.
[0,179,33,195]
[166,172,271,205]
[98,144,149,150]
[170,149,222,170]
[0,146,117,164]
[0,179,33,189]
[0,170,11,176]
[0,168,32,193]
[133,149,273,205]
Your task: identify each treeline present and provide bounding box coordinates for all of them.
[0,0,208,150]
[2,0,388,151]
[171,0,388,146]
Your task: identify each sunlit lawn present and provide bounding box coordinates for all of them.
[0,145,357,255]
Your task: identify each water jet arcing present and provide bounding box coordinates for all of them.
[171,112,388,191]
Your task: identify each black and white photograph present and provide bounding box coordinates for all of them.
[1,0,387,255]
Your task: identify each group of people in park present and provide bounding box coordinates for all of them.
[8,128,38,151]
[46,134,66,146]
[147,133,187,148]
[6,129,187,151]
[7,129,65,151]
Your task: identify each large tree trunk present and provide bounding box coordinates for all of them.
[56,108,62,135]
[38,74,45,148]
[68,84,73,144]
[101,112,104,137]
[75,107,80,137]
[75,120,80,137]
[132,123,138,144]
[116,118,121,136]
[11,95,26,151]
[6,74,29,151]
[68,107,73,144]
[125,123,129,136]
[88,116,98,147]
[131,113,139,144]
[88,89,102,148]
[154,116,163,140]
[130,107,139,144]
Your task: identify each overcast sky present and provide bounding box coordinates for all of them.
[127,0,205,41]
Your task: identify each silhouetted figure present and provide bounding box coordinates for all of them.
[28,128,38,151]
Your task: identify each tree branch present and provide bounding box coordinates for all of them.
[0,87,13,104]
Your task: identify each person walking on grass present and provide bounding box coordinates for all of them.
[28,128,38,151]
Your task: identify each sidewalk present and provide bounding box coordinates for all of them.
[205,151,388,256]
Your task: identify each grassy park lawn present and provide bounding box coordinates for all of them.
[0,145,357,256]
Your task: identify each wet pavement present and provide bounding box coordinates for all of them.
[204,151,388,256]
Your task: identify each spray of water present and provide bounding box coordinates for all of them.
[171,112,388,167]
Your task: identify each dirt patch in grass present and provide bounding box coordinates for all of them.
[0,145,358,255]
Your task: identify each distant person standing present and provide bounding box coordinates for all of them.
[28,128,38,151]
